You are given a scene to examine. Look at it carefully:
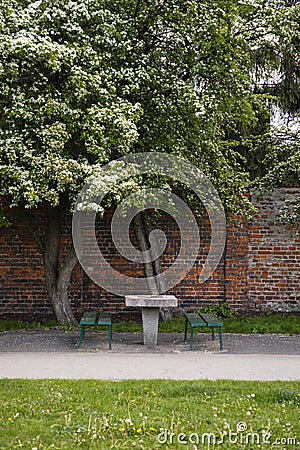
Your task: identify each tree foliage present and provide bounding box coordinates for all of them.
[0,0,299,321]
[248,0,300,224]
[1,0,298,212]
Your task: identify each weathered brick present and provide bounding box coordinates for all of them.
[0,188,299,319]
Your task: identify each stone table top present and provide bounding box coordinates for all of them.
[125,295,178,308]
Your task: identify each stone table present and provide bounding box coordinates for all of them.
[125,295,178,346]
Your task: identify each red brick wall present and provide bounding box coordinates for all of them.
[0,188,299,321]
[247,189,300,313]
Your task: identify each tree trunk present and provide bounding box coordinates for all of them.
[142,212,172,321]
[19,204,78,325]
[43,205,78,325]
[133,213,159,294]
[134,211,172,321]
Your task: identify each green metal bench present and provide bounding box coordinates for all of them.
[184,312,223,351]
[79,311,112,349]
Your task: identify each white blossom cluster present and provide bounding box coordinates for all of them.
[0,0,298,216]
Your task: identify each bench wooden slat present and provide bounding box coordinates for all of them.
[80,311,97,325]
[184,313,206,327]
[97,312,112,326]
[200,313,223,327]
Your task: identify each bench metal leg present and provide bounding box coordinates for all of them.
[211,327,215,340]
[184,319,188,342]
[109,325,112,350]
[219,327,223,351]
[79,325,86,347]
[190,327,194,351]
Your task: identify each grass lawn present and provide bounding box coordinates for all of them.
[0,379,299,449]
[0,314,299,334]
[157,314,300,335]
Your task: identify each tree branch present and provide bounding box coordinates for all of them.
[59,245,78,285]
[133,212,159,294]
[16,208,45,254]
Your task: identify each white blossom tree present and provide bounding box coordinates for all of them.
[0,0,298,323]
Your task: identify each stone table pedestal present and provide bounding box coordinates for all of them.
[125,295,178,346]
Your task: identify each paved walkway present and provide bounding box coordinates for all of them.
[0,330,299,380]
[1,352,299,380]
